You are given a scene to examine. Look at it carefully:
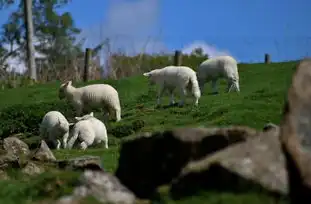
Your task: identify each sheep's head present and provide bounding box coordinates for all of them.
[143,71,158,85]
[58,118,69,133]
[59,80,72,99]
[74,112,94,121]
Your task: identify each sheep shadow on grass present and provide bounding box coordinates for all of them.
[155,103,182,110]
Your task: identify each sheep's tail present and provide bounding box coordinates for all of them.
[189,74,201,99]
[67,129,79,149]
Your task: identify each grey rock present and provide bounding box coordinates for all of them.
[279,58,311,203]
[58,171,136,204]
[58,155,103,171]
[115,126,258,199]
[2,136,30,156]
[170,127,287,199]
[22,162,45,176]
[32,140,56,162]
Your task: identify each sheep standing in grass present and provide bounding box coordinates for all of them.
[67,112,108,150]
[197,56,240,94]
[143,66,201,106]
[59,81,121,122]
[39,111,72,149]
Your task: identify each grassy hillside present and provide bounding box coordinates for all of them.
[0,61,295,203]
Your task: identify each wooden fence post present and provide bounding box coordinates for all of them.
[174,50,182,66]
[265,53,271,64]
[83,48,92,82]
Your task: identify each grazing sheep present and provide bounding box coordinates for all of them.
[143,65,201,106]
[59,81,121,122]
[197,56,240,94]
[39,111,72,149]
[67,112,108,150]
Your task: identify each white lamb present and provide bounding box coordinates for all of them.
[143,65,201,106]
[67,112,108,150]
[197,56,240,94]
[59,81,121,122]
[39,111,72,149]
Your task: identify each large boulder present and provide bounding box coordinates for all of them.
[115,126,258,199]
[279,58,311,203]
[57,171,136,204]
[2,136,30,156]
[170,127,288,199]
[0,136,30,170]
[32,140,56,162]
[57,156,104,171]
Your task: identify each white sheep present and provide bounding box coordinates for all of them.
[143,65,201,106]
[67,112,108,150]
[197,56,240,94]
[39,111,72,149]
[59,81,121,122]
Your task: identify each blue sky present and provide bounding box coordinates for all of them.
[1,0,311,63]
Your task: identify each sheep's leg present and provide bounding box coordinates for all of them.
[198,77,205,94]
[193,96,199,107]
[156,86,165,106]
[104,139,108,149]
[79,142,88,150]
[211,79,218,94]
[56,139,61,150]
[62,132,69,149]
[178,87,187,107]
[95,138,108,149]
[169,89,175,105]
[234,81,240,92]
[115,108,121,122]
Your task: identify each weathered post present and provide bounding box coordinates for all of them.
[174,50,182,66]
[265,53,271,64]
[83,48,92,82]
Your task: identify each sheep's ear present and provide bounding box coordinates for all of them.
[69,123,75,126]
[67,80,72,86]
[74,117,80,120]
[89,112,94,117]
[143,72,150,77]
[61,80,71,87]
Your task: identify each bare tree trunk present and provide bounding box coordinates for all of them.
[24,0,37,81]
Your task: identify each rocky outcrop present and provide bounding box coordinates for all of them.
[170,127,287,199]
[57,170,136,204]
[0,136,105,177]
[115,126,258,199]
[279,58,311,203]
[57,156,104,171]
[32,140,56,162]
[2,136,30,156]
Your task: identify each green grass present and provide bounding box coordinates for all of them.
[0,61,295,203]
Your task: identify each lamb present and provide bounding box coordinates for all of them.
[67,112,108,150]
[59,81,121,122]
[197,56,240,94]
[39,111,72,149]
[143,65,201,106]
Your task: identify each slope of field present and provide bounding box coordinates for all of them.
[0,61,295,203]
